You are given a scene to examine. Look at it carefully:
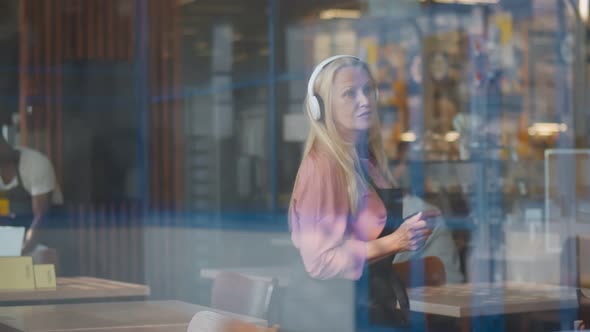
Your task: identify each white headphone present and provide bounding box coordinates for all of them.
[307,55,363,121]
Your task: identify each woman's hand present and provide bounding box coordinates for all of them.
[367,210,439,262]
[393,212,433,252]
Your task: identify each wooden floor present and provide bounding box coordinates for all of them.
[0,300,266,332]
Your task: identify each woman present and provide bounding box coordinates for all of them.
[280,55,433,331]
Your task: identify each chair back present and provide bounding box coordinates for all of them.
[562,235,590,328]
[578,236,590,327]
[392,256,446,288]
[211,271,277,319]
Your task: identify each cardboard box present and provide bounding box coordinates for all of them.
[33,264,56,289]
[0,256,35,290]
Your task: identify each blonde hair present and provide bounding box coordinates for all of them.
[295,57,393,214]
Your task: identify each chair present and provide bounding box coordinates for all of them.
[523,235,590,331]
[210,271,277,320]
[580,289,590,329]
[558,235,590,330]
[392,256,449,332]
[577,236,590,328]
[392,256,446,288]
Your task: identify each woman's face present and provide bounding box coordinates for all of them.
[330,66,375,132]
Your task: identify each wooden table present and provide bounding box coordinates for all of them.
[408,282,578,317]
[0,300,267,332]
[200,266,292,287]
[0,277,149,305]
[408,282,580,331]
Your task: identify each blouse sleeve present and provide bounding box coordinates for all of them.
[289,155,367,280]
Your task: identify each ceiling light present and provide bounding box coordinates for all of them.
[527,123,567,136]
[581,0,589,22]
[445,131,460,142]
[401,131,417,142]
[319,9,361,20]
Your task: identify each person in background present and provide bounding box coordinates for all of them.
[392,142,464,284]
[280,55,434,331]
[391,141,411,190]
[396,194,464,284]
[391,141,435,193]
[0,134,63,254]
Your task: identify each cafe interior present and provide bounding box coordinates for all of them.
[0,0,589,331]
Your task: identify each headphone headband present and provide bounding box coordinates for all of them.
[306,55,361,121]
[306,55,360,104]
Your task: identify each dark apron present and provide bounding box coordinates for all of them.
[363,187,410,328]
[0,158,34,230]
[280,185,410,332]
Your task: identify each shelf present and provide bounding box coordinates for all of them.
[393,159,506,165]
[0,63,135,76]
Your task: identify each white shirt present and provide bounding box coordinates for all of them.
[0,147,63,205]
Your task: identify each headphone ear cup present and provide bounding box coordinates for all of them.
[316,95,325,120]
[309,95,322,120]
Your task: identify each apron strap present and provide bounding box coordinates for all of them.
[357,158,411,327]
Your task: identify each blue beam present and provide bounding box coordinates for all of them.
[135,0,150,212]
[268,0,277,214]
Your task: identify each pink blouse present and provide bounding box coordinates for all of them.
[289,149,389,280]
